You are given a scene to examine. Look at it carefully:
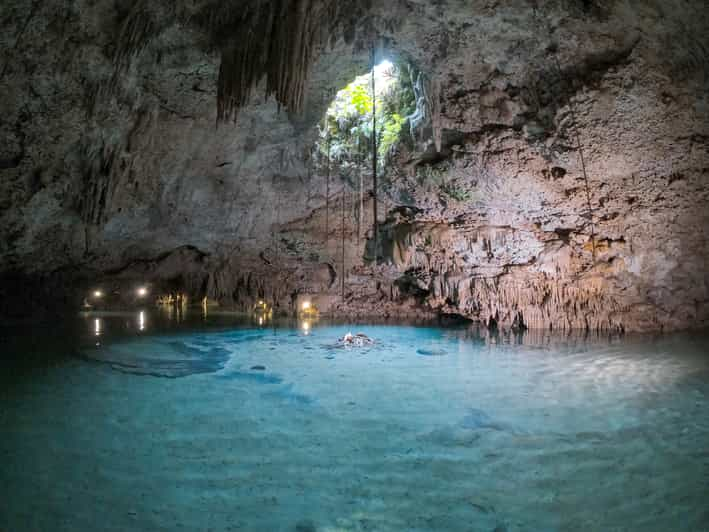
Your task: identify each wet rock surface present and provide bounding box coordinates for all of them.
[1,0,708,331]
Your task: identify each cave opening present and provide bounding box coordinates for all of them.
[315,59,417,184]
[312,57,419,265]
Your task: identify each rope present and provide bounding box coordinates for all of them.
[325,126,330,243]
[371,45,379,262]
[357,137,363,244]
[341,179,346,300]
[552,55,597,261]
[532,4,597,261]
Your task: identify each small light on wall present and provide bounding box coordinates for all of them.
[93,290,103,298]
[302,301,311,311]
[258,300,264,306]
[136,287,148,297]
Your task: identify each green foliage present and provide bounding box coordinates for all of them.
[349,83,374,115]
[317,60,416,175]
[381,68,416,119]
[380,112,405,159]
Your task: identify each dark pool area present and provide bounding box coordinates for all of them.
[2,312,709,531]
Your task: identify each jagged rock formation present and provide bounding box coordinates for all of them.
[0,0,708,330]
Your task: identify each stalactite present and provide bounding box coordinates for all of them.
[85,0,173,113]
[113,1,158,70]
[424,77,443,153]
[215,0,349,123]
[80,138,120,226]
[0,0,42,83]
[91,0,371,121]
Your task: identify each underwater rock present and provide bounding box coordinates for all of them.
[80,341,231,378]
[262,384,314,405]
[416,348,447,356]
[460,408,507,432]
[250,365,266,370]
[295,519,317,532]
[421,426,483,448]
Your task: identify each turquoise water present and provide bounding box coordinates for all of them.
[1,313,708,531]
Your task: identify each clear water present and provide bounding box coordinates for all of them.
[1,312,708,531]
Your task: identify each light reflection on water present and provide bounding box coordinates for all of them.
[1,313,708,531]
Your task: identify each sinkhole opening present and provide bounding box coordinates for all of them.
[315,59,418,179]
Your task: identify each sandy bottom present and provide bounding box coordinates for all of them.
[1,317,708,531]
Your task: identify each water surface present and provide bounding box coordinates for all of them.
[1,312,708,531]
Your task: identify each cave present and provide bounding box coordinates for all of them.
[1,1,709,530]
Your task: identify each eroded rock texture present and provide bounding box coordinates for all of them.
[1,0,708,330]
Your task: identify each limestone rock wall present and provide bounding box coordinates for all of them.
[1,0,708,330]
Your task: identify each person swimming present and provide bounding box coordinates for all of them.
[339,331,374,347]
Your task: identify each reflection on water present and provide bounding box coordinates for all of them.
[1,313,708,531]
[71,310,650,349]
[300,318,312,334]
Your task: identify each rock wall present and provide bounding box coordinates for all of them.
[0,0,708,330]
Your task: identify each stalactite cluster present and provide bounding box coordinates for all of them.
[112,1,159,70]
[371,218,635,332]
[424,78,443,153]
[95,0,369,123]
[430,274,628,332]
[216,0,338,123]
[87,0,173,113]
